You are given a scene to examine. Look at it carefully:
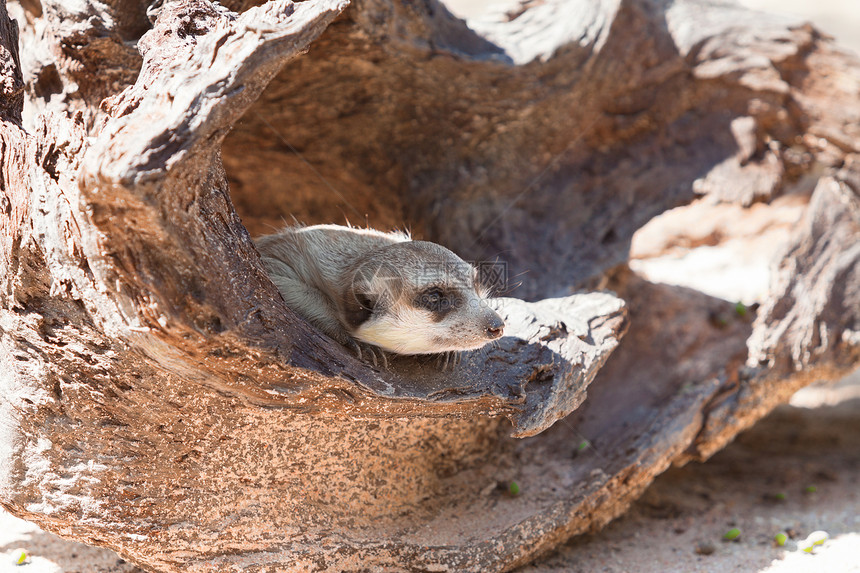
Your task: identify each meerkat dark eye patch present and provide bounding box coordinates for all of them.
[417,288,443,309]
[416,288,459,320]
[343,292,374,329]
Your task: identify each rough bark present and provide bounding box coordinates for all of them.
[0,0,858,572]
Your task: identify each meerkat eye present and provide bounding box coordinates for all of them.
[357,293,374,310]
[417,288,446,311]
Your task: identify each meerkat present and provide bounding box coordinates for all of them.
[254,224,505,368]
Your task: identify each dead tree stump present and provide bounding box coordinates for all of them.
[1,0,858,571]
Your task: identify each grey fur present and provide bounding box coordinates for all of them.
[255,224,504,360]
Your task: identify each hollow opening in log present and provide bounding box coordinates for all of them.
[211,4,633,431]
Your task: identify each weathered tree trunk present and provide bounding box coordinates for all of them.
[1,0,858,571]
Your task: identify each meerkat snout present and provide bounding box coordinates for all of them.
[485,313,505,339]
[254,224,506,368]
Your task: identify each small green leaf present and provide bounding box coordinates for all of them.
[508,481,520,496]
[723,528,741,541]
[774,533,788,546]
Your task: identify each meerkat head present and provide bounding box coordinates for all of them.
[339,241,505,355]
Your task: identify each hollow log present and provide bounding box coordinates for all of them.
[0,0,858,572]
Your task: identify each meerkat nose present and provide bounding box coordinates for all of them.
[485,314,505,339]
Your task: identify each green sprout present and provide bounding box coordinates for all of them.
[508,481,520,496]
[774,533,788,547]
[723,528,741,541]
